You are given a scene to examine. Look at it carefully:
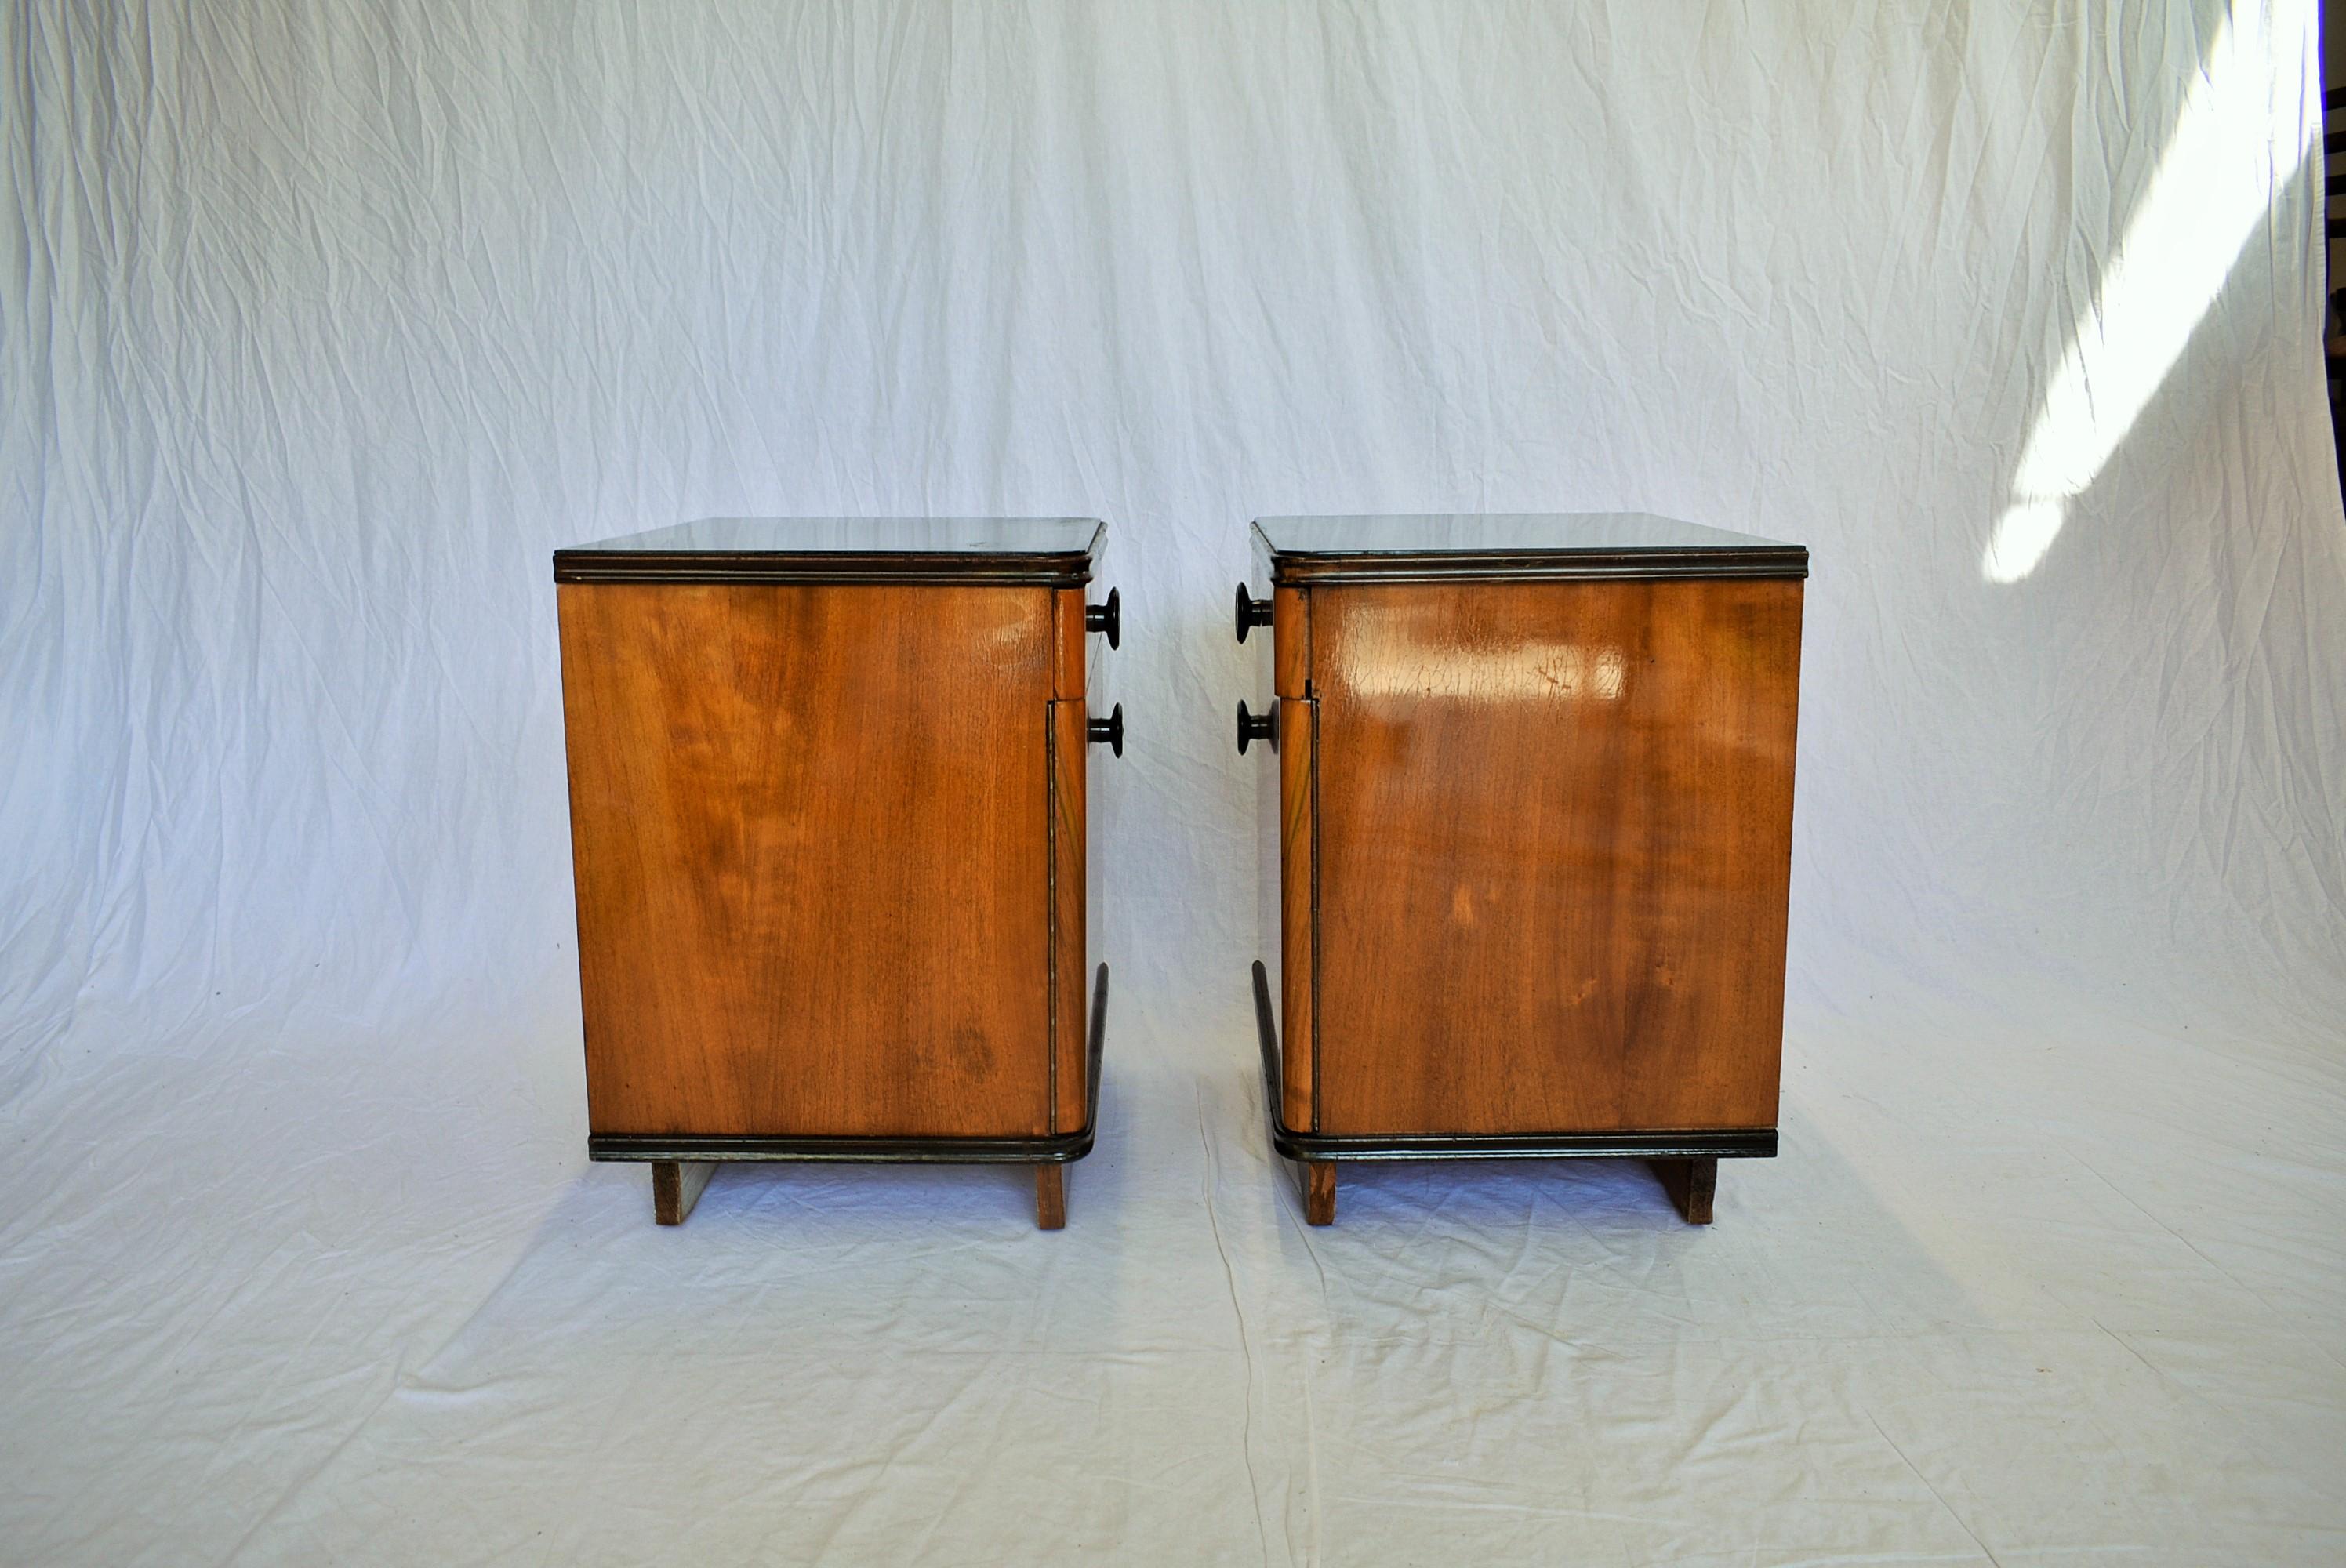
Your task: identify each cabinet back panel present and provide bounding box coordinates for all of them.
[1312,579,1800,1134]
[558,583,1052,1138]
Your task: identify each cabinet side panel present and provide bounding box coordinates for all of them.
[1313,578,1801,1134]
[559,582,1052,1138]
[1049,698,1088,1133]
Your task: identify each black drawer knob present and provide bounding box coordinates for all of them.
[1236,699,1276,755]
[1085,587,1120,649]
[1088,702,1124,758]
[1234,583,1273,644]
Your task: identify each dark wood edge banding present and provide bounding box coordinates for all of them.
[590,964,1109,1165]
[557,521,1106,586]
[1268,555,1808,584]
[1250,960,1776,1161]
[553,557,1099,587]
[1248,521,1807,585]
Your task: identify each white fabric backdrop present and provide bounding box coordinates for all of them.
[5,2,2343,1562]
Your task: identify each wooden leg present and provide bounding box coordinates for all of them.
[1035,1163,1066,1230]
[1304,1160,1336,1225]
[1654,1156,1716,1225]
[652,1160,716,1225]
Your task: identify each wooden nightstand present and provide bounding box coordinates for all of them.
[1238,514,1805,1225]
[554,518,1119,1229]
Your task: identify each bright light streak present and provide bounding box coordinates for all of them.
[1342,641,1629,702]
[1985,1,2307,583]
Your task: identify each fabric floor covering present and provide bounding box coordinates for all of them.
[2,962,2341,1563]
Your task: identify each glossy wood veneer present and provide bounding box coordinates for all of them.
[1307,577,1802,1136]
[559,582,1055,1139]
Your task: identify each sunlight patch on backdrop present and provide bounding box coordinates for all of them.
[1984,0,2312,583]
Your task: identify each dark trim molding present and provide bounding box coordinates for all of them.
[1251,960,1776,1163]
[554,556,1098,587]
[1251,522,1807,586]
[590,964,1109,1166]
[556,521,1106,586]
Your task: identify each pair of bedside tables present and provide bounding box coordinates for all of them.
[553,515,1804,1230]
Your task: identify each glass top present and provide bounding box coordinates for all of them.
[564,517,1104,557]
[1252,513,1797,556]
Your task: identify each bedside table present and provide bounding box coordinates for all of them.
[1238,514,1804,1225]
[554,518,1119,1229]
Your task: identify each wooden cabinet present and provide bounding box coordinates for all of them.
[554,518,1117,1228]
[1239,514,1806,1225]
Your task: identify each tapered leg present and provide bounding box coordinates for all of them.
[1304,1160,1337,1225]
[1654,1157,1716,1225]
[652,1160,716,1225]
[1035,1163,1066,1230]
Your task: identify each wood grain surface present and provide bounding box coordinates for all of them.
[1034,1163,1066,1229]
[1273,585,1309,698]
[1654,1156,1717,1224]
[651,1160,716,1225]
[1309,578,1802,1134]
[1050,698,1088,1134]
[1052,586,1088,699]
[1304,1160,1336,1225]
[1279,695,1317,1132]
[558,582,1054,1138]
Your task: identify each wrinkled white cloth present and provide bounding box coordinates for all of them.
[2,2,2341,1563]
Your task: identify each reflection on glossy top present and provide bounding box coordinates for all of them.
[569,517,1104,557]
[1252,513,1807,583]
